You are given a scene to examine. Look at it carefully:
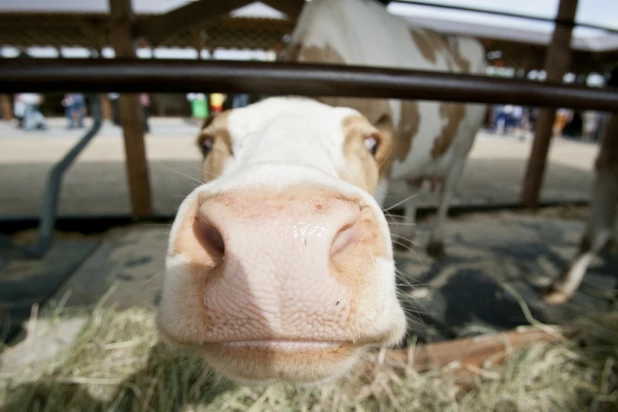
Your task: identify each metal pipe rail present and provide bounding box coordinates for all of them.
[0,96,103,259]
[1,59,617,112]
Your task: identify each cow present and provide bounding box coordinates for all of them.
[281,0,487,257]
[157,0,487,384]
[545,115,618,304]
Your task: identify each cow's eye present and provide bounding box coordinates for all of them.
[201,136,215,156]
[364,135,380,156]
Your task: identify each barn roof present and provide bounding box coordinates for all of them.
[389,3,618,53]
[1,1,616,51]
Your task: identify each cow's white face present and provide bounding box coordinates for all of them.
[157,97,406,384]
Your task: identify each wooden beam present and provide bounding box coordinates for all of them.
[109,0,152,219]
[364,314,618,383]
[78,20,98,51]
[1,94,13,121]
[520,47,535,73]
[94,20,107,56]
[192,27,205,59]
[135,0,252,46]
[368,325,575,374]
[521,0,579,208]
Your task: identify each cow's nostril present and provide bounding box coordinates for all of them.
[330,221,359,257]
[194,220,225,260]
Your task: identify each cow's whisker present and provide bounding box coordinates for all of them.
[155,163,203,186]
[391,234,421,247]
[383,192,420,212]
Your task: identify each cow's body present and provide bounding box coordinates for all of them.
[282,0,487,256]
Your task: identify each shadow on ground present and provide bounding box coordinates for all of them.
[395,217,617,344]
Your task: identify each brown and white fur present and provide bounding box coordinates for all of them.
[281,0,488,257]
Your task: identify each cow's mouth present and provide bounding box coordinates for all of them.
[199,340,363,384]
[214,340,351,350]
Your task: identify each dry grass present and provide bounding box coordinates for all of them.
[0,305,617,412]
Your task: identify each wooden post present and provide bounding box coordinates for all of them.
[109,0,152,218]
[598,113,618,172]
[521,0,578,208]
[1,95,13,121]
[101,94,113,120]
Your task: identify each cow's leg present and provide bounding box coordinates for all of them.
[545,170,617,304]
[391,178,423,251]
[426,157,467,259]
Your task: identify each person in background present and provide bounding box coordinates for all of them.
[553,108,572,137]
[108,93,121,126]
[518,107,532,141]
[187,93,209,124]
[13,95,25,128]
[139,93,151,134]
[17,93,46,131]
[61,93,86,129]
[582,110,600,142]
[61,94,73,127]
[232,93,250,109]
[491,105,503,131]
[496,105,513,135]
[210,93,226,114]
[510,105,523,134]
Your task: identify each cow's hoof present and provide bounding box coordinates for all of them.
[426,241,445,259]
[393,236,414,252]
[543,286,569,305]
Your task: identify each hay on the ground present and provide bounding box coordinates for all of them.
[0,306,617,412]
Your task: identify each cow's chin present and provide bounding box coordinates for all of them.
[156,326,368,384]
[200,342,364,385]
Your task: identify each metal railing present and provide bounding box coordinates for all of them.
[0,96,103,259]
[1,59,617,111]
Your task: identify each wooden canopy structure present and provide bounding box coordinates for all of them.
[1,2,617,74]
[0,12,295,53]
